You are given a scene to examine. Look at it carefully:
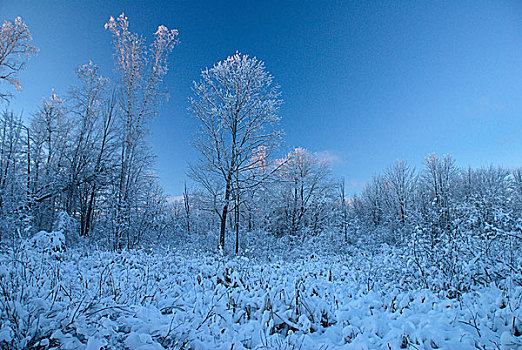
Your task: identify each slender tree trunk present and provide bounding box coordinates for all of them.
[235,193,240,255]
[183,182,190,234]
[219,174,233,249]
[219,203,228,249]
[26,127,31,206]
[81,183,96,236]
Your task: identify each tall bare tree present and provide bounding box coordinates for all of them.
[189,53,283,250]
[276,147,332,235]
[30,91,70,231]
[105,13,178,248]
[67,62,117,237]
[384,160,417,227]
[0,17,37,102]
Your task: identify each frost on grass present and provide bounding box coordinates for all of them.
[0,237,521,349]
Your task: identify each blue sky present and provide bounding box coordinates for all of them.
[2,1,522,196]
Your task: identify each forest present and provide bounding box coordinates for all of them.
[0,13,521,350]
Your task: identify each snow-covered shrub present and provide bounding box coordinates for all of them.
[27,230,66,257]
[1,244,521,349]
[54,211,78,246]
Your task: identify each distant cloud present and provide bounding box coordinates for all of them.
[348,179,366,189]
[166,195,183,204]
[315,150,343,165]
[344,179,366,197]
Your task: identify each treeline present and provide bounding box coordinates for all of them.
[0,15,177,249]
[176,147,338,248]
[174,152,522,290]
[177,152,522,251]
[352,155,522,244]
[350,155,522,289]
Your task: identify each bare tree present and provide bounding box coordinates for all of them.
[67,62,117,237]
[30,91,71,231]
[105,13,178,249]
[183,182,191,235]
[66,63,107,215]
[189,53,283,250]
[276,147,332,235]
[0,110,25,240]
[339,177,348,241]
[421,153,459,237]
[384,160,417,227]
[0,17,38,102]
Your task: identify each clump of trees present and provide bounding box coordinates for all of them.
[0,14,177,249]
[351,154,522,292]
[179,148,521,292]
[187,53,341,252]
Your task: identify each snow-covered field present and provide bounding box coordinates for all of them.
[1,235,521,349]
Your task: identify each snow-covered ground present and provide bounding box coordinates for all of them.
[0,236,521,349]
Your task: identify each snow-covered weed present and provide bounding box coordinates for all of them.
[0,239,521,349]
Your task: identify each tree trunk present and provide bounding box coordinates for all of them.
[219,203,228,249]
[81,183,96,237]
[235,194,240,255]
[183,183,190,235]
[219,175,233,249]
